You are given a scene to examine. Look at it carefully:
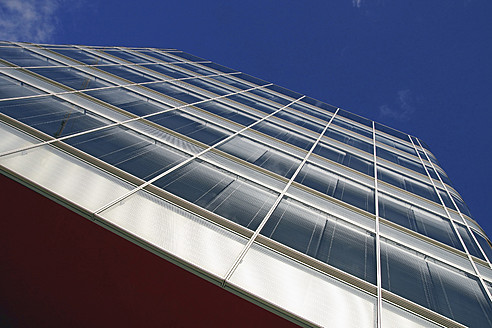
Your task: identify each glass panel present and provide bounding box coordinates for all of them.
[149,110,230,145]
[295,163,375,213]
[301,96,338,115]
[146,81,203,104]
[0,46,55,67]
[326,127,373,154]
[142,63,191,79]
[217,136,301,179]
[274,110,324,133]
[196,100,258,126]
[381,239,492,328]
[97,65,155,83]
[333,117,373,139]
[65,126,188,180]
[102,49,149,63]
[377,147,426,175]
[337,108,372,127]
[382,301,442,328]
[289,102,332,122]
[473,230,492,263]
[0,96,108,138]
[260,197,376,283]
[153,159,278,230]
[0,73,41,99]
[51,48,111,65]
[450,192,472,217]
[456,224,484,260]
[29,66,112,90]
[138,50,178,63]
[376,133,416,156]
[378,194,463,250]
[169,51,207,62]
[375,121,408,141]
[314,141,374,176]
[252,120,314,150]
[228,93,280,114]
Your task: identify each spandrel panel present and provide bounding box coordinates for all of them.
[228,242,376,328]
[217,136,301,179]
[252,120,315,150]
[378,193,463,250]
[153,159,279,231]
[381,301,442,328]
[99,189,248,279]
[260,197,376,284]
[65,127,189,181]
[381,240,492,328]
[29,67,112,90]
[196,100,258,126]
[295,163,375,214]
[0,73,43,99]
[0,144,135,212]
[0,46,55,67]
[314,141,374,176]
[0,96,108,138]
[149,110,230,146]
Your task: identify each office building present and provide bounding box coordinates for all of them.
[1,41,491,327]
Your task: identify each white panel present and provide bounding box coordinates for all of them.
[99,189,248,279]
[228,242,376,327]
[382,302,442,328]
[0,121,40,154]
[0,144,134,211]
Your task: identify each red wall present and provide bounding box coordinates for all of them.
[0,174,298,328]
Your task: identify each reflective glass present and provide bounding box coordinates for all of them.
[274,110,324,133]
[154,159,278,230]
[252,120,314,150]
[375,122,408,141]
[196,100,258,126]
[333,117,373,139]
[260,197,376,283]
[217,136,301,178]
[295,163,375,213]
[97,65,155,83]
[30,66,112,90]
[337,109,372,127]
[379,193,463,250]
[65,126,188,180]
[0,74,41,99]
[376,133,416,156]
[137,50,178,63]
[149,110,230,145]
[51,48,111,65]
[0,96,107,138]
[381,240,492,328]
[456,224,484,259]
[325,127,373,154]
[102,49,150,64]
[377,147,426,175]
[0,46,55,67]
[314,141,374,176]
[473,230,492,263]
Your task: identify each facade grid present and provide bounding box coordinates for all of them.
[1,41,492,327]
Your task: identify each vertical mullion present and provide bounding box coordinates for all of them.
[372,122,382,328]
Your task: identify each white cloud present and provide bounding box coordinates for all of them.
[352,0,363,8]
[0,0,61,43]
[379,89,416,121]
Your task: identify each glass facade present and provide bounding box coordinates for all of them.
[1,41,491,327]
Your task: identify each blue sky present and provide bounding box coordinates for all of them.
[1,0,491,237]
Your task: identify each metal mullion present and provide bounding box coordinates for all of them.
[0,61,211,71]
[410,137,492,303]
[222,108,340,287]
[91,96,305,216]
[376,139,429,166]
[372,121,383,328]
